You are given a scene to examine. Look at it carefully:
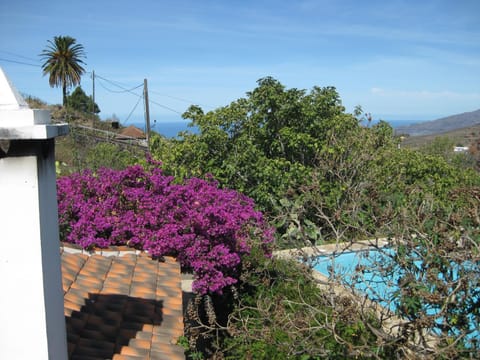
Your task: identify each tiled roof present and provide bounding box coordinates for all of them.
[118,125,146,139]
[61,245,185,360]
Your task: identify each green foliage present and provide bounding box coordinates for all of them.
[379,188,479,355]
[418,136,476,170]
[55,122,145,174]
[151,77,480,250]
[151,77,358,220]
[84,142,140,171]
[273,120,401,244]
[66,86,100,114]
[272,197,322,248]
[187,246,395,359]
[419,136,457,158]
[176,336,205,359]
[373,147,480,203]
[23,94,48,108]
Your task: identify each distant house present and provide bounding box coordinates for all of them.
[117,125,146,140]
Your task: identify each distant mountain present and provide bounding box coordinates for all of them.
[395,109,480,136]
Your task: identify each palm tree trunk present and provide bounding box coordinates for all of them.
[63,83,67,106]
[62,82,67,107]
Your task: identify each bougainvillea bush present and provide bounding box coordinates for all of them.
[57,163,273,294]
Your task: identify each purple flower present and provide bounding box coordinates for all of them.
[57,161,273,294]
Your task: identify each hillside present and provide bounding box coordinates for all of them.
[400,123,480,149]
[395,109,480,136]
[23,97,147,173]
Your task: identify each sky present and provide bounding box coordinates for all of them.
[1,0,479,127]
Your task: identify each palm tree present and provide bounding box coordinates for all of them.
[40,36,86,106]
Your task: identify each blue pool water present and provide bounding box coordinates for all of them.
[313,249,479,346]
[313,249,397,310]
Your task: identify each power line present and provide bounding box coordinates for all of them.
[0,51,210,114]
[124,93,143,124]
[148,98,184,116]
[94,74,143,96]
[96,77,143,94]
[94,73,209,114]
[97,78,142,94]
[0,57,40,67]
[0,55,204,118]
[0,50,40,63]
[94,73,185,116]
[148,88,212,109]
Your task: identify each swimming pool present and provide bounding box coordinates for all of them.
[313,248,397,309]
[313,248,479,347]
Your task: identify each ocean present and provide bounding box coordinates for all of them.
[383,119,424,128]
[129,121,198,138]
[129,119,423,139]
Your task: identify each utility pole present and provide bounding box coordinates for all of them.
[143,78,151,148]
[91,70,95,127]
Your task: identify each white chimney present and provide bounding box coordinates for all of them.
[0,67,69,359]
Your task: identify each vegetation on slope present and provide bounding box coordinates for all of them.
[25,94,145,173]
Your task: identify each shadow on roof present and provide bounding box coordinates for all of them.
[66,293,163,358]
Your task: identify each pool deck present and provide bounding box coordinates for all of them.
[274,238,390,260]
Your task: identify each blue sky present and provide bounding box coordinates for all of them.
[1,0,479,126]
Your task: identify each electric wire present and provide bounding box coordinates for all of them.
[0,50,40,63]
[0,57,40,67]
[96,76,143,94]
[124,93,143,124]
[94,74,142,96]
[0,53,203,118]
[96,74,185,116]
[92,74,183,124]
[148,89,212,109]
[148,98,184,116]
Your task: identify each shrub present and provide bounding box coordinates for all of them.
[184,245,395,359]
[57,162,273,294]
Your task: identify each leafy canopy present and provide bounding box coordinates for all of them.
[152,77,480,249]
[66,86,100,114]
[151,77,357,214]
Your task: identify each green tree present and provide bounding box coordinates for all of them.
[351,188,480,356]
[152,77,356,214]
[84,142,139,171]
[66,86,100,114]
[419,136,476,170]
[40,35,86,106]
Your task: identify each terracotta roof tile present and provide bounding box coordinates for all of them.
[62,246,185,359]
[118,125,146,139]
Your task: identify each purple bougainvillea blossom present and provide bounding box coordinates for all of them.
[57,163,273,294]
